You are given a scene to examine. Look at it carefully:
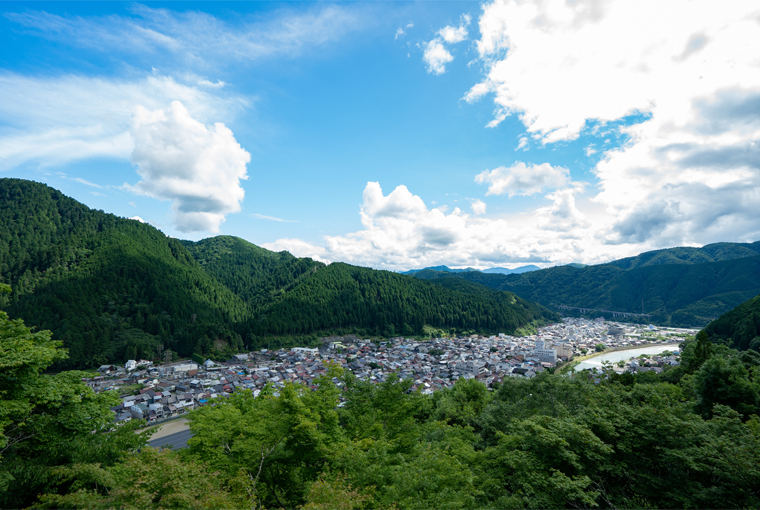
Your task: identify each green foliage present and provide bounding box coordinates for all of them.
[34,448,251,509]
[0,308,150,509]
[704,292,760,350]
[595,343,606,352]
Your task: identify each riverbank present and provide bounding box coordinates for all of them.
[557,342,682,375]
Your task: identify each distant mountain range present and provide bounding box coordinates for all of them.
[409,242,760,328]
[401,264,541,276]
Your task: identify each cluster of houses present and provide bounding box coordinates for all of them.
[87,318,689,425]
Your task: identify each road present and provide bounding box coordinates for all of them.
[148,428,193,450]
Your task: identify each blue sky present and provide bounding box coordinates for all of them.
[2,1,759,270]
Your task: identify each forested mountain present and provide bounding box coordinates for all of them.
[414,252,760,327]
[605,242,760,270]
[704,292,760,351]
[180,236,323,309]
[0,179,557,368]
[242,262,553,339]
[0,179,249,369]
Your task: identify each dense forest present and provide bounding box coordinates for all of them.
[704,292,760,351]
[415,248,760,327]
[2,300,759,509]
[0,179,557,369]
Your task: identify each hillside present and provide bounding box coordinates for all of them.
[413,253,760,327]
[704,292,760,350]
[604,242,760,270]
[180,236,323,309]
[243,262,556,339]
[0,179,250,368]
[0,179,558,368]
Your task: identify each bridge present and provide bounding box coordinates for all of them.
[553,304,652,319]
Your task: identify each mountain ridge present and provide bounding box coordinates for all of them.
[0,178,558,368]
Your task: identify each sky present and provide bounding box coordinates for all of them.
[1,0,760,271]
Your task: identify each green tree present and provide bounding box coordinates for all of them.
[34,448,251,509]
[0,304,149,508]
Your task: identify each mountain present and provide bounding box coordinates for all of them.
[0,179,558,368]
[604,242,760,270]
[401,264,540,276]
[411,248,760,327]
[703,292,760,351]
[400,265,478,275]
[0,179,250,369]
[482,265,541,275]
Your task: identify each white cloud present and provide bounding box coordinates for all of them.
[72,177,103,188]
[251,213,298,223]
[128,101,250,233]
[536,188,588,232]
[464,0,760,248]
[395,23,413,40]
[423,14,471,75]
[5,4,364,70]
[423,40,454,75]
[265,182,634,271]
[130,216,148,223]
[516,136,529,151]
[470,199,487,215]
[198,79,225,88]
[439,25,468,44]
[0,72,245,170]
[262,238,329,264]
[475,161,570,196]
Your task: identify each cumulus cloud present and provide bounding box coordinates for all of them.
[265,182,634,270]
[423,40,454,75]
[438,24,468,44]
[475,162,569,196]
[422,14,471,75]
[536,188,588,233]
[128,101,250,233]
[463,0,760,248]
[470,199,487,215]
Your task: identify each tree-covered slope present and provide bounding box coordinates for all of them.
[245,262,558,338]
[704,292,760,351]
[0,179,249,368]
[0,179,559,367]
[414,255,760,327]
[605,241,760,270]
[180,235,323,309]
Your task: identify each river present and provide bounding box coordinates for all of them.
[573,343,681,372]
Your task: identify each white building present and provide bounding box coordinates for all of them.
[125,360,137,371]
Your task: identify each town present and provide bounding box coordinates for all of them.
[91,318,694,426]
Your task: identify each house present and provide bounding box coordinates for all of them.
[125,360,137,371]
[130,403,149,420]
[97,365,117,374]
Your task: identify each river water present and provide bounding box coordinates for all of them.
[573,343,681,372]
